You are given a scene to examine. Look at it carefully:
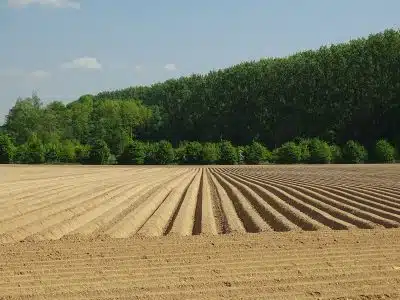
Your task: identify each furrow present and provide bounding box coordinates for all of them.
[0,184,130,243]
[137,170,198,237]
[215,172,326,230]
[239,172,400,227]
[197,169,218,235]
[168,169,203,236]
[105,170,196,238]
[208,171,246,234]
[211,171,272,233]
[214,170,300,231]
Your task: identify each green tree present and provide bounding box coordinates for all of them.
[44,142,62,163]
[118,140,146,165]
[275,141,302,164]
[59,140,77,163]
[374,139,396,163]
[342,140,368,164]
[0,134,16,164]
[145,141,174,165]
[20,133,45,164]
[244,141,268,164]
[183,141,203,164]
[218,140,238,165]
[308,138,332,164]
[201,142,220,164]
[330,144,342,163]
[87,140,111,165]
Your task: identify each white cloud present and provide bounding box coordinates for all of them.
[8,0,80,9]
[61,57,102,70]
[134,65,142,71]
[0,68,50,80]
[29,70,51,79]
[164,63,177,71]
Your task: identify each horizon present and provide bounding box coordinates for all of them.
[1,0,400,123]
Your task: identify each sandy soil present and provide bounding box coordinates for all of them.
[0,229,399,299]
[1,164,400,299]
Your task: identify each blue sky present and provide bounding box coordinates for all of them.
[1,0,399,122]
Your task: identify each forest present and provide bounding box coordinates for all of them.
[0,28,399,165]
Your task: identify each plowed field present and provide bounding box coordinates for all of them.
[1,165,400,299]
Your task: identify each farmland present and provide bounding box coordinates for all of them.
[1,165,400,299]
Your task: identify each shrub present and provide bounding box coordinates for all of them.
[330,144,342,163]
[308,138,332,164]
[44,142,62,163]
[19,133,45,164]
[342,140,368,163]
[298,138,311,163]
[244,141,268,164]
[149,140,174,165]
[118,140,146,165]
[0,134,16,164]
[374,139,396,163]
[174,142,187,164]
[87,140,111,165]
[274,141,302,164]
[201,142,220,164]
[237,146,246,164]
[184,141,203,164]
[218,140,238,165]
[75,144,91,164]
[59,140,77,163]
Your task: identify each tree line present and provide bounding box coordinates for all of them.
[1,28,400,165]
[0,134,398,165]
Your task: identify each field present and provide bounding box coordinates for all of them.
[1,164,400,299]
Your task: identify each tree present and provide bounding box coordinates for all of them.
[20,133,45,164]
[201,142,220,164]
[342,140,368,164]
[275,141,302,164]
[374,139,396,163]
[218,140,238,165]
[87,140,111,165]
[330,144,342,163]
[59,140,77,163]
[308,138,332,164]
[243,141,268,164]
[0,134,16,164]
[183,141,203,164]
[44,142,62,163]
[152,140,174,165]
[118,140,146,165]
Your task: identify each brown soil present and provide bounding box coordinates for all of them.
[1,164,400,299]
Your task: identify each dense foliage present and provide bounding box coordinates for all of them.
[1,29,400,165]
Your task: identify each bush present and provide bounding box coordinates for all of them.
[44,142,62,163]
[174,142,187,164]
[330,144,342,163]
[374,139,396,163]
[87,140,111,165]
[298,138,311,163]
[237,146,246,164]
[342,140,368,163]
[59,140,77,163]
[183,141,203,164]
[275,141,302,164]
[244,141,268,164]
[118,140,146,165]
[75,144,91,164]
[218,140,238,165]
[146,140,174,165]
[308,138,332,164]
[0,134,16,164]
[201,142,220,164]
[19,133,45,164]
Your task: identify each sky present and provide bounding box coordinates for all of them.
[0,0,399,122]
